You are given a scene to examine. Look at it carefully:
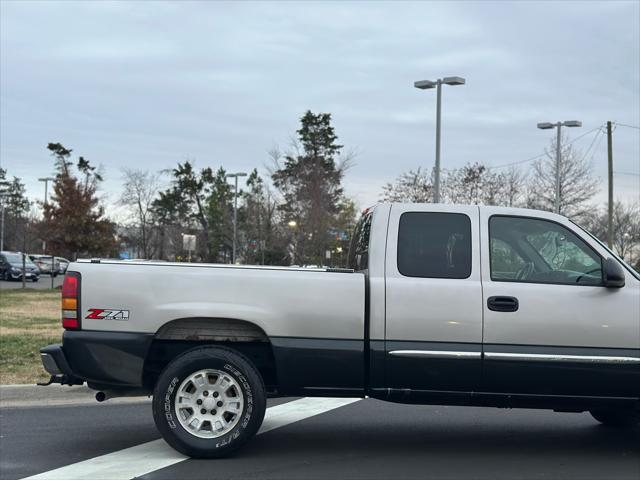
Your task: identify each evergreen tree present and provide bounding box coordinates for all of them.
[272,111,348,265]
[40,143,116,258]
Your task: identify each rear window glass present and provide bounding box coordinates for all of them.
[348,210,373,271]
[397,212,472,278]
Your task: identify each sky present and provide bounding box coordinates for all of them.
[1,0,639,217]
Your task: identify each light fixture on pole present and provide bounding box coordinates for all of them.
[226,172,247,264]
[536,120,582,214]
[414,76,466,203]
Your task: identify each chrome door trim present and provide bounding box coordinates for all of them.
[389,350,481,359]
[484,352,640,364]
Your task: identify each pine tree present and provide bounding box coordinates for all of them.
[272,111,348,265]
[40,143,116,258]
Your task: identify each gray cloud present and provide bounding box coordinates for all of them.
[1,0,638,211]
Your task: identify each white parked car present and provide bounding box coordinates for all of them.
[39,204,640,458]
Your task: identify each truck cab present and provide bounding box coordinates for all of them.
[358,204,639,405]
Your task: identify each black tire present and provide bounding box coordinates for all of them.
[32,278,39,282]
[590,408,640,427]
[152,346,266,458]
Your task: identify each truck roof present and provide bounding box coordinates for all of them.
[380,203,567,222]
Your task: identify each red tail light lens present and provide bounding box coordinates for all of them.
[61,272,81,330]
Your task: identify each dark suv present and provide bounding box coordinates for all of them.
[0,251,40,282]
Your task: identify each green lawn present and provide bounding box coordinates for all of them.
[0,289,62,384]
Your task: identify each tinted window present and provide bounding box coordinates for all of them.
[489,216,603,286]
[397,212,472,278]
[348,209,373,271]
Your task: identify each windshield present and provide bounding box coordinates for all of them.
[3,253,37,266]
[571,221,640,281]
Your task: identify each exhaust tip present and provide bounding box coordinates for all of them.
[95,391,106,402]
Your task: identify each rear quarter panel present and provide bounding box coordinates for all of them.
[74,263,365,341]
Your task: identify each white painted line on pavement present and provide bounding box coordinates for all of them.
[258,397,360,434]
[21,397,361,480]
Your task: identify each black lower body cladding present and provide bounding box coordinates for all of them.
[269,336,365,396]
[62,330,154,387]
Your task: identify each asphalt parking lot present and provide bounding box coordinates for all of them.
[1,395,638,480]
[0,274,63,290]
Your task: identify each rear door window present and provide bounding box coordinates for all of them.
[397,212,472,278]
[348,209,373,271]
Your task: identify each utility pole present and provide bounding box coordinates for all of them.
[226,172,247,264]
[607,121,614,249]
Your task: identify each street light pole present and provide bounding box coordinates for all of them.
[38,177,55,253]
[226,172,247,264]
[0,197,6,252]
[0,181,10,252]
[536,120,582,214]
[414,76,465,203]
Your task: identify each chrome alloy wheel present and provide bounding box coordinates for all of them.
[174,369,245,439]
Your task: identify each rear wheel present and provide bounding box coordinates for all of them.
[152,346,266,458]
[590,408,640,427]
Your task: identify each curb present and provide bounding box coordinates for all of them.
[0,384,150,408]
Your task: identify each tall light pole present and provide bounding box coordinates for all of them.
[38,177,55,253]
[414,76,466,203]
[0,180,10,252]
[537,120,581,214]
[226,172,247,264]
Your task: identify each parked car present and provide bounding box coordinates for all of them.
[29,255,60,276]
[57,257,71,274]
[39,204,640,459]
[1,251,40,282]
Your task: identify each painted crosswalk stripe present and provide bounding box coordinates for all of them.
[21,397,361,480]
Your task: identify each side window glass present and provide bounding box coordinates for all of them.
[397,212,472,279]
[489,216,603,285]
[490,237,526,280]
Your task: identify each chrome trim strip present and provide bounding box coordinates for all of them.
[389,350,481,359]
[484,352,640,364]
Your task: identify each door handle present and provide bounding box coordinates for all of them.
[487,296,519,312]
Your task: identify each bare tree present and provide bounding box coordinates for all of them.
[380,167,433,202]
[119,168,161,259]
[582,201,640,261]
[501,166,528,207]
[527,135,599,218]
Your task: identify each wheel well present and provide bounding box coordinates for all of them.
[143,318,277,394]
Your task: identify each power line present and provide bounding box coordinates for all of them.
[587,128,606,164]
[581,127,605,163]
[613,171,640,176]
[487,125,603,171]
[487,153,547,170]
[615,122,640,130]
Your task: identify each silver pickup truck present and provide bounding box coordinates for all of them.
[40,203,640,457]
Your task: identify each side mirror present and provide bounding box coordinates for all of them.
[603,257,625,288]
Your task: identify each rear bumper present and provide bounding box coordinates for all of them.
[40,331,153,388]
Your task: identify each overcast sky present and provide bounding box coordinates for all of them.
[1,0,639,215]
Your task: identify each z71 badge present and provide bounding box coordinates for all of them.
[86,309,130,320]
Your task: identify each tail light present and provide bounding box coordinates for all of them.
[61,272,81,330]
